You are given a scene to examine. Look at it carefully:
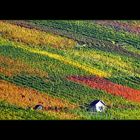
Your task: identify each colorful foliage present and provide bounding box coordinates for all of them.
[67,76,140,103]
[0,20,140,120]
[0,37,110,77]
[0,80,76,109]
[0,54,48,77]
[0,21,77,49]
[93,20,140,35]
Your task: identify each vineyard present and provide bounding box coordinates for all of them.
[0,20,140,119]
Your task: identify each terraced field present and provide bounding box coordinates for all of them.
[0,20,140,120]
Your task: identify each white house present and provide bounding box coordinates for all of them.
[89,100,106,112]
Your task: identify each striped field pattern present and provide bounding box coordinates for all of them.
[0,20,140,119]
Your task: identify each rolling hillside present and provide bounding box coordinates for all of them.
[0,20,140,119]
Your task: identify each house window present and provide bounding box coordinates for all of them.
[99,106,103,111]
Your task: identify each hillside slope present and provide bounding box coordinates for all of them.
[0,20,140,119]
